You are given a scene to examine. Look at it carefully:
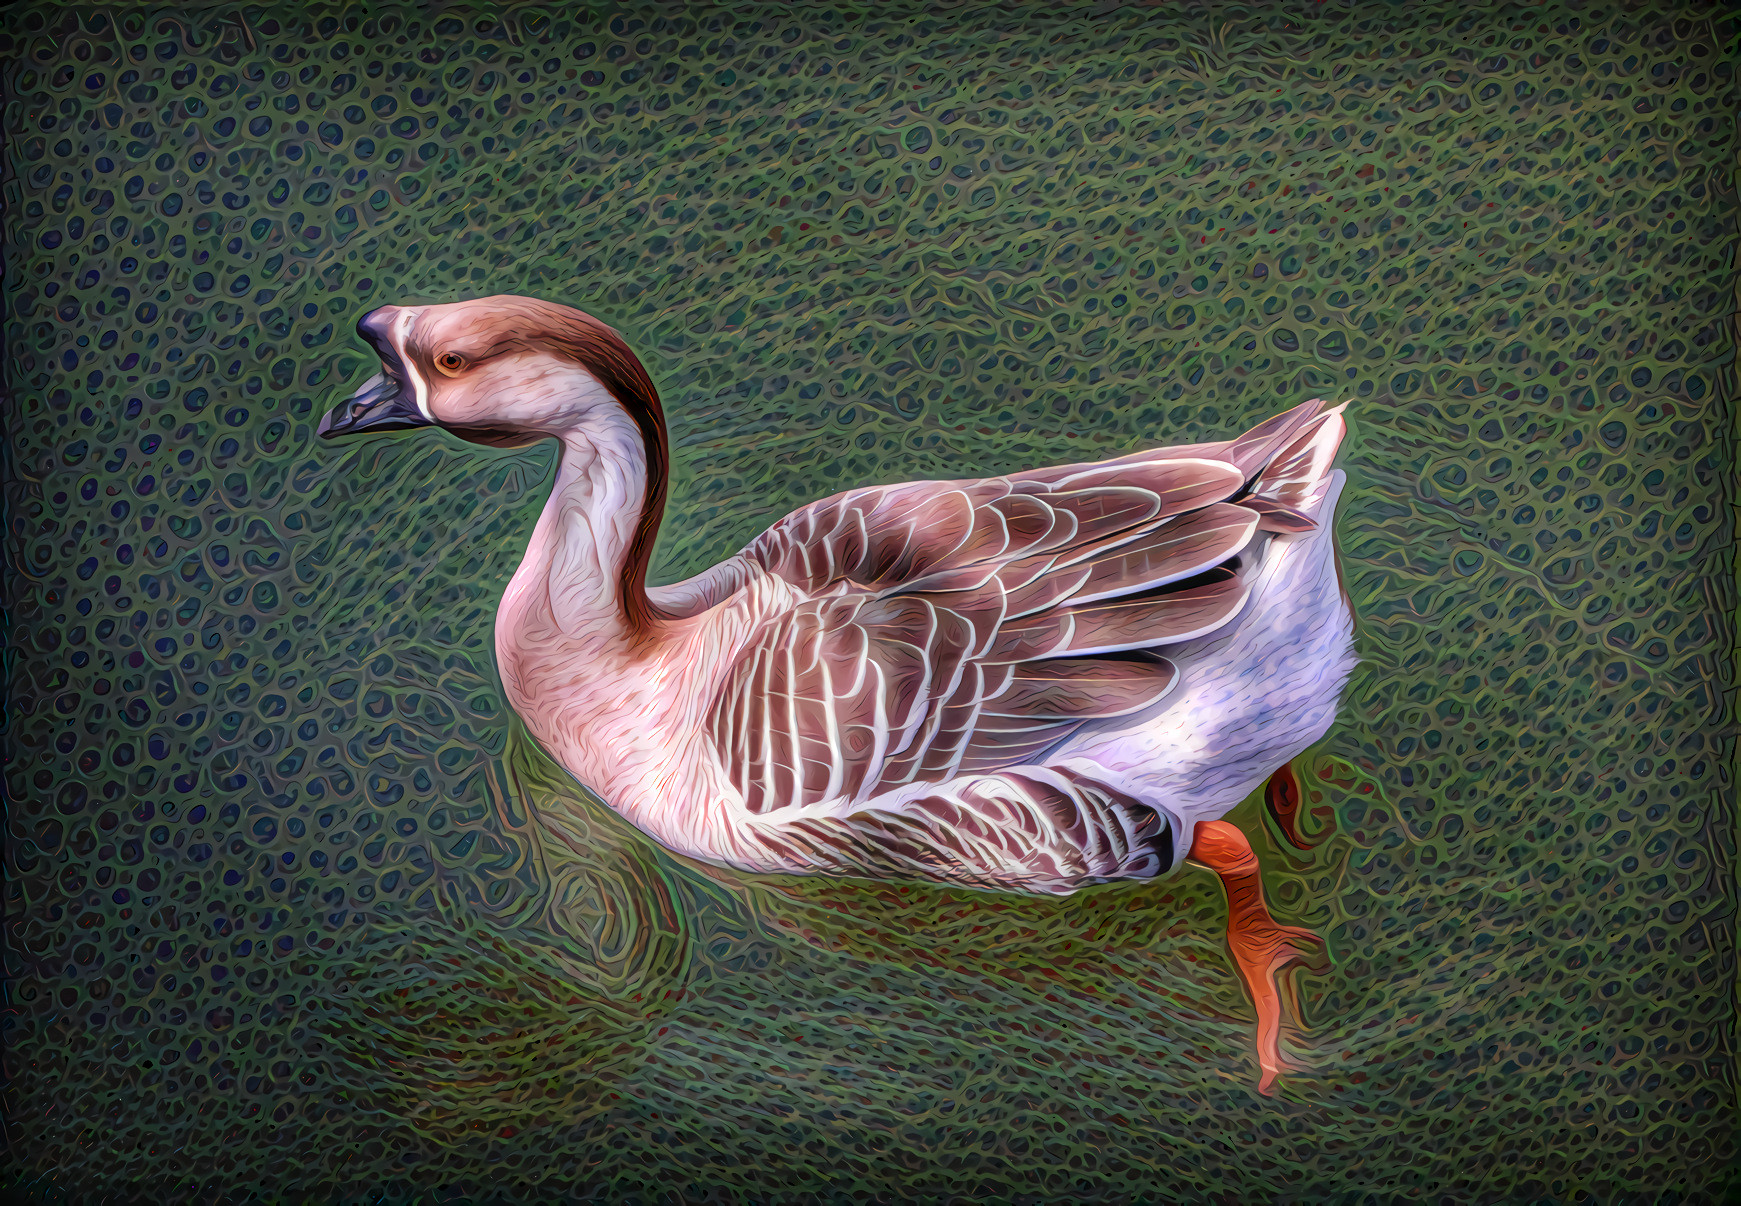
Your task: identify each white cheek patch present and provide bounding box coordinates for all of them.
[394,307,432,421]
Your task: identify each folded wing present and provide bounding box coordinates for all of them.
[710,398,1342,817]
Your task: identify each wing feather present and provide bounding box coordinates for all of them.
[982,656,1177,719]
[1244,496,1319,533]
[1055,576,1253,656]
[1046,456,1244,505]
[1046,486,1164,544]
[1069,502,1260,605]
[995,563,1094,621]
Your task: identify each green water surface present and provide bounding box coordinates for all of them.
[5,3,1738,1202]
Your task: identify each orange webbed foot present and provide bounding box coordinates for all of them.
[1188,819,1326,1095]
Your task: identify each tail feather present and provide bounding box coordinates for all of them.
[1250,402,1348,510]
[1222,397,1331,478]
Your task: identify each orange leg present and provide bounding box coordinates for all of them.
[1188,819,1326,1095]
[1263,761,1318,851]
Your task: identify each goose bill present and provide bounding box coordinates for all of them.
[318,306,431,439]
[316,369,429,439]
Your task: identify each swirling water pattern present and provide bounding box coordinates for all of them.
[4,3,1737,1202]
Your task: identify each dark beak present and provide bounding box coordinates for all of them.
[316,308,432,439]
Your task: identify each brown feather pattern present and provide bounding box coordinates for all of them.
[742,768,1172,891]
[710,399,1336,818]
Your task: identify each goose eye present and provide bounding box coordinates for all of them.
[435,352,466,375]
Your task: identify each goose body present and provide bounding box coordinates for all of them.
[320,295,1357,1091]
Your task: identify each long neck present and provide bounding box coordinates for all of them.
[498,409,663,661]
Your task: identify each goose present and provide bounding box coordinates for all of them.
[318,295,1357,1094]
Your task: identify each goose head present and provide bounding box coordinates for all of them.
[318,295,672,631]
[316,295,665,451]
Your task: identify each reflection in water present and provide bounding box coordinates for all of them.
[312,729,745,1143]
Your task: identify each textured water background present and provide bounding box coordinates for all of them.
[4,3,1738,1202]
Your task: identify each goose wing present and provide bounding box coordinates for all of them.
[708,399,1338,818]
